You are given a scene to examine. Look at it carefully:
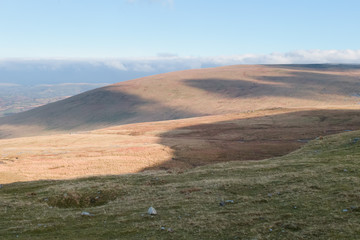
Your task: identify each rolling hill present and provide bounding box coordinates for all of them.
[1,107,360,184]
[1,64,360,238]
[1,64,360,138]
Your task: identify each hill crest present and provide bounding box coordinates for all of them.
[1,64,360,138]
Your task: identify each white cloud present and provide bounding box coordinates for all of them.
[207,49,360,65]
[132,63,155,72]
[103,60,127,71]
[1,50,359,87]
[1,49,360,74]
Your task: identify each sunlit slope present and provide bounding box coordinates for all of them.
[1,129,359,239]
[1,108,360,184]
[1,64,360,138]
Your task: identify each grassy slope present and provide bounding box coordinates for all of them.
[2,108,360,184]
[1,64,360,138]
[1,130,359,239]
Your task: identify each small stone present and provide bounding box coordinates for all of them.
[269,228,273,232]
[219,201,225,206]
[344,169,348,172]
[161,226,165,230]
[81,211,94,216]
[148,207,157,215]
[343,209,348,212]
[225,200,234,203]
[167,228,173,232]
[267,193,272,197]
[293,206,297,209]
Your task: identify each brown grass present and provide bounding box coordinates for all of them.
[1,107,360,184]
[1,130,360,239]
[1,64,360,138]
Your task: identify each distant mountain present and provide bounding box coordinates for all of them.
[1,64,360,138]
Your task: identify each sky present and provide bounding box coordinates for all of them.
[0,0,360,61]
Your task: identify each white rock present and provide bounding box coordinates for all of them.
[81,211,94,216]
[148,206,157,215]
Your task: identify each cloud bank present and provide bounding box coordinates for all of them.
[220,49,360,65]
[96,49,360,71]
[1,49,359,86]
[2,49,360,71]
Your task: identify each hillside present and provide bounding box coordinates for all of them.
[1,64,360,239]
[1,64,360,138]
[1,107,360,184]
[1,130,359,239]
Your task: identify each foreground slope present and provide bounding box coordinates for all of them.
[1,130,359,239]
[1,108,360,183]
[1,64,360,138]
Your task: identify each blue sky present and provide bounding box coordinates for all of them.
[1,0,359,59]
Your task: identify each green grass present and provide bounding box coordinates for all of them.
[1,131,360,239]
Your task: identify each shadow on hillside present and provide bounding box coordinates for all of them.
[0,86,202,138]
[143,109,360,171]
[2,65,360,139]
[265,64,360,71]
[185,70,360,100]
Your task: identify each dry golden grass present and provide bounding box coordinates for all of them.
[1,130,360,239]
[1,64,360,138]
[1,64,360,183]
[0,131,172,183]
[2,107,360,184]
[1,65,360,238]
